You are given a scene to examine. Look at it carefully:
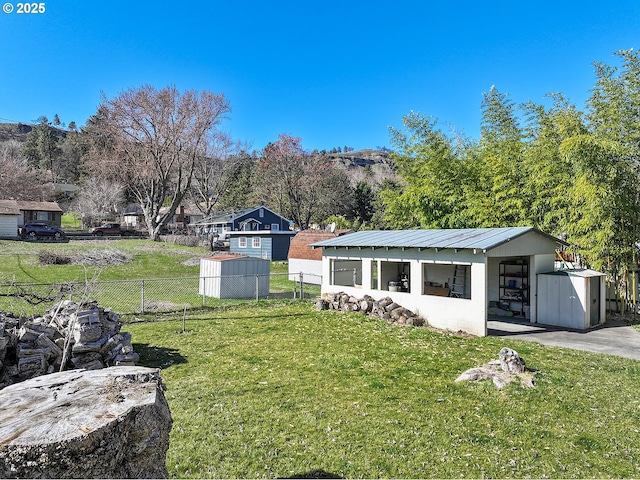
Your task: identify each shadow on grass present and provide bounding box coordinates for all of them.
[288,469,343,479]
[133,343,188,369]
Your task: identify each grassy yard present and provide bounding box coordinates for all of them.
[128,302,640,479]
[0,238,211,284]
[0,239,313,315]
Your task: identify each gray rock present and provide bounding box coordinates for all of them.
[0,366,172,478]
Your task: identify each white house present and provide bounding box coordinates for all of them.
[312,227,567,337]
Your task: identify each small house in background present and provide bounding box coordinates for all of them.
[288,230,351,285]
[0,200,20,239]
[159,205,205,231]
[190,206,293,239]
[123,204,145,228]
[17,201,63,227]
[229,230,297,261]
[199,254,270,299]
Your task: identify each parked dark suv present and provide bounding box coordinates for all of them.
[21,222,66,239]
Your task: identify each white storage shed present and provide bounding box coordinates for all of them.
[0,200,20,239]
[537,269,606,329]
[199,254,270,299]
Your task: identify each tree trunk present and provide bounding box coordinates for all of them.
[0,366,172,479]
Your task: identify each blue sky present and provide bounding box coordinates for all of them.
[1,1,638,152]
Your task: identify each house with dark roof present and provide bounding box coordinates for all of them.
[311,227,598,336]
[17,201,63,227]
[190,206,292,238]
[190,206,294,261]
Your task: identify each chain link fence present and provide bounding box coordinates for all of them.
[0,272,322,318]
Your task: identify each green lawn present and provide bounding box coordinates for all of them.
[0,239,209,284]
[0,239,317,316]
[128,302,640,479]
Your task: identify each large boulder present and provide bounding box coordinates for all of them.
[0,366,172,478]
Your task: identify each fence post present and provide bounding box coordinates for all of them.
[300,272,304,300]
[255,274,259,302]
[353,268,357,287]
[141,279,145,313]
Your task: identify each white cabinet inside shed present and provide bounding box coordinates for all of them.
[537,269,605,329]
[199,255,270,299]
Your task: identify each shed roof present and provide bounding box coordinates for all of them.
[16,201,62,212]
[311,227,565,252]
[289,230,351,261]
[0,199,20,215]
[542,268,604,278]
[203,254,250,262]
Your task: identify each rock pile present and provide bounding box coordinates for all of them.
[0,300,138,389]
[455,347,534,389]
[316,292,426,327]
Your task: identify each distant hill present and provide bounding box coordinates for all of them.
[324,149,393,170]
[0,123,33,142]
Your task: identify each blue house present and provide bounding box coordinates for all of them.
[191,206,296,260]
[228,230,297,261]
[191,206,292,238]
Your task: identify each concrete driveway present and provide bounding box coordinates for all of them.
[487,318,640,361]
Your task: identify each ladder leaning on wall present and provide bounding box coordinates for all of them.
[450,265,467,298]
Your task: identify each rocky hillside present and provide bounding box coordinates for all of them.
[325,148,393,170]
[0,123,33,142]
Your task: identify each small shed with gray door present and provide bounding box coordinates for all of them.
[0,200,20,239]
[537,269,606,329]
[199,254,270,299]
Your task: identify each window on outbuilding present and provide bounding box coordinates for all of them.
[380,261,411,293]
[330,259,362,287]
[239,237,247,248]
[252,237,261,248]
[421,263,470,299]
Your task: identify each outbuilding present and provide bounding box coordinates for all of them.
[312,227,567,337]
[537,269,606,329]
[0,200,20,239]
[199,254,270,299]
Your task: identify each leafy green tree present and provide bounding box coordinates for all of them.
[560,49,640,285]
[383,112,476,228]
[350,180,375,224]
[470,86,527,227]
[520,94,587,234]
[20,118,63,181]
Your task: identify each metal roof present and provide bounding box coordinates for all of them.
[542,268,604,278]
[311,227,564,251]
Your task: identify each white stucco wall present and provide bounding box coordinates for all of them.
[320,247,489,336]
[288,258,323,284]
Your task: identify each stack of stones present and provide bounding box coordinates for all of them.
[316,291,426,327]
[0,300,138,389]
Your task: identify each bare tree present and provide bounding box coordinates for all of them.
[0,140,55,200]
[255,134,352,229]
[189,133,247,217]
[86,85,231,240]
[69,176,126,227]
